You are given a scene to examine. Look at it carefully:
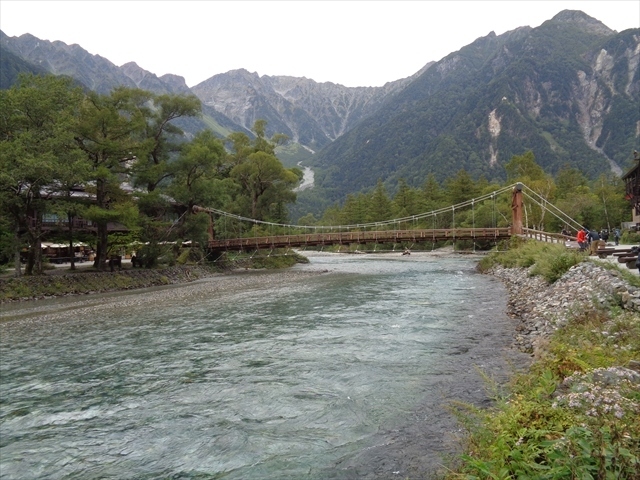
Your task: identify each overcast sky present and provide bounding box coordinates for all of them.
[1,1,638,88]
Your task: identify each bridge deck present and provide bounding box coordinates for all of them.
[207,227,513,251]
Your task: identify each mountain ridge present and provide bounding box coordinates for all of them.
[306,10,639,202]
[1,10,638,211]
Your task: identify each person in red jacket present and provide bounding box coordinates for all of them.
[576,228,587,251]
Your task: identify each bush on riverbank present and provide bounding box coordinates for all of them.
[449,305,640,479]
[449,241,640,479]
[478,238,585,283]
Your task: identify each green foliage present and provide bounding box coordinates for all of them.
[228,124,299,222]
[449,306,640,480]
[452,232,640,479]
[478,238,585,283]
[620,231,640,244]
[249,251,308,269]
[529,249,584,283]
[0,74,86,275]
[1,76,302,272]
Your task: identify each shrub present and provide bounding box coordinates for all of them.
[479,238,585,283]
[620,230,640,244]
[530,249,584,283]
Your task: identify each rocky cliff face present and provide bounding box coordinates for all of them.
[191,67,427,150]
[485,14,639,175]
[120,62,192,95]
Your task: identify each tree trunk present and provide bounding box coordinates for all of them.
[25,248,34,276]
[252,193,258,219]
[68,211,76,271]
[24,211,44,275]
[33,213,43,275]
[94,222,108,271]
[93,179,108,271]
[13,223,22,278]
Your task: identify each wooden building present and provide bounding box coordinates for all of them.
[622,151,640,226]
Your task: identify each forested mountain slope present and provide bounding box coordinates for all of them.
[308,11,640,202]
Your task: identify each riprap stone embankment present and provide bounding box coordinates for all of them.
[488,261,640,353]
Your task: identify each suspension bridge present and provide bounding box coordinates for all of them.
[194,183,579,257]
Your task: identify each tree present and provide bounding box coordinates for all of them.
[73,87,146,270]
[126,93,202,263]
[0,74,84,275]
[367,180,392,223]
[227,120,297,221]
[49,149,92,271]
[420,173,445,213]
[132,93,201,193]
[167,130,232,246]
[230,151,299,220]
[555,165,588,199]
[591,174,630,231]
[340,193,368,225]
[392,178,420,220]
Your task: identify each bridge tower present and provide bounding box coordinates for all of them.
[511,183,523,235]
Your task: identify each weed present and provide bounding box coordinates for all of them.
[447,292,640,478]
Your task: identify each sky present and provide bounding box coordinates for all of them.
[1,1,638,88]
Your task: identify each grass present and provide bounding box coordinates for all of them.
[478,237,585,283]
[448,239,640,479]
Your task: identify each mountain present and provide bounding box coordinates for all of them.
[306,11,640,202]
[0,44,48,89]
[1,29,412,150]
[191,68,428,151]
[0,30,249,139]
[2,11,639,212]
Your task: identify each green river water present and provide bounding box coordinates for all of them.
[0,252,528,479]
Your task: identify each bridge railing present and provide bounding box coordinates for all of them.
[521,228,571,244]
[207,227,512,251]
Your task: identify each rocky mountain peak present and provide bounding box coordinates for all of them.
[159,73,190,93]
[549,10,614,35]
[120,62,147,84]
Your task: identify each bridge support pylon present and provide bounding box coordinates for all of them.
[511,183,523,235]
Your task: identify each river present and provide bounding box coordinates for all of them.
[0,252,529,479]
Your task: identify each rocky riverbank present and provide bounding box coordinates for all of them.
[487,260,640,354]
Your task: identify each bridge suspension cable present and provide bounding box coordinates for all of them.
[519,185,584,233]
[196,184,517,233]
